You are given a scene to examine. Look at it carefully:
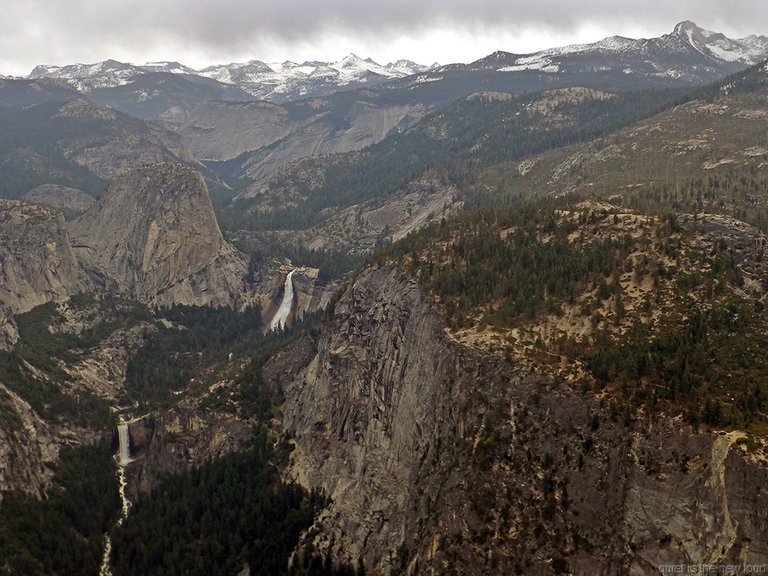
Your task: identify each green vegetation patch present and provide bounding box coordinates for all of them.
[125,302,325,414]
[2,296,152,428]
[377,197,630,329]
[110,431,344,576]
[376,196,768,431]
[0,440,120,576]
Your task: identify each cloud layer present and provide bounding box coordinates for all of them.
[3,0,768,75]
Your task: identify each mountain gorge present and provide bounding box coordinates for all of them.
[2,20,768,576]
[278,261,768,574]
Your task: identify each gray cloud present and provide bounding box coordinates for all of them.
[2,0,768,76]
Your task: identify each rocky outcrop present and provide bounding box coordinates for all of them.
[23,184,96,218]
[0,199,92,319]
[69,163,246,307]
[0,384,59,497]
[60,323,154,401]
[281,266,469,570]
[236,177,462,256]
[278,265,768,574]
[0,311,18,351]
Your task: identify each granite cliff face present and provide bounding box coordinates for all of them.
[280,265,467,570]
[69,163,246,307]
[0,384,59,497]
[278,265,768,575]
[0,200,92,315]
[0,200,92,348]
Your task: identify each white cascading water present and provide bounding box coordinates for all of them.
[100,420,134,576]
[270,270,295,331]
[116,422,132,466]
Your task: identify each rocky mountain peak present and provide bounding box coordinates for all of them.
[673,20,731,54]
[68,163,246,307]
[671,20,768,63]
[673,20,706,38]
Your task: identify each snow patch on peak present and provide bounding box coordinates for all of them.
[499,54,560,73]
[670,20,768,63]
[340,53,364,65]
[141,61,197,75]
[193,55,433,100]
[28,60,143,91]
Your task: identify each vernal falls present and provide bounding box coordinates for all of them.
[100,419,134,576]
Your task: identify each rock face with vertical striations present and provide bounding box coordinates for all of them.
[0,384,60,497]
[278,265,768,575]
[68,163,246,307]
[0,199,92,348]
[280,265,470,571]
[0,200,92,315]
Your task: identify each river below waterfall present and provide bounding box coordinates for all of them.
[99,421,133,576]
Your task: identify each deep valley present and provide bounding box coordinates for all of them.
[1,20,768,576]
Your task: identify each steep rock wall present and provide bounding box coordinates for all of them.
[0,200,92,316]
[0,384,59,497]
[69,163,246,307]
[0,199,92,350]
[281,266,469,569]
[279,265,768,574]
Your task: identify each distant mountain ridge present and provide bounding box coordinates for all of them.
[22,22,768,107]
[405,21,768,90]
[469,20,768,71]
[28,54,434,103]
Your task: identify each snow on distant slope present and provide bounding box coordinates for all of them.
[489,21,768,78]
[23,22,768,103]
[27,54,433,102]
[197,53,431,99]
[28,60,141,91]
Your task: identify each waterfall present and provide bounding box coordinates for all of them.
[270,270,296,331]
[101,420,134,576]
[116,421,132,466]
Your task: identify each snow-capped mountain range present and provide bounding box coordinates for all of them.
[452,21,768,83]
[27,54,434,102]
[485,21,768,74]
[19,21,768,107]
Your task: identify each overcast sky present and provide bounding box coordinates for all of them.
[2,0,768,76]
